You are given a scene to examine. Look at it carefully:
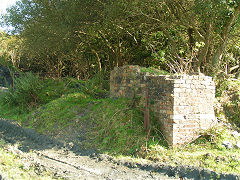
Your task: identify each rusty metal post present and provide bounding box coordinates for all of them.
[144,89,150,139]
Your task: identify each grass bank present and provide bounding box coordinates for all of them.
[0,73,240,175]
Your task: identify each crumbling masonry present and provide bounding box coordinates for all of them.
[110,65,216,145]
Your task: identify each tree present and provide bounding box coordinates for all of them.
[113,0,240,74]
[1,0,240,77]
[0,31,23,68]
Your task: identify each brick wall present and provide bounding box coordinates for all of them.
[110,65,216,145]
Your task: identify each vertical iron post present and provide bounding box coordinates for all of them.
[144,88,150,139]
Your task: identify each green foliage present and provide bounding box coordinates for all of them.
[0,74,165,155]
[0,72,110,122]
[1,0,153,76]
[2,72,67,112]
[78,73,109,98]
[194,127,237,149]
[88,98,147,155]
[1,0,240,76]
[39,78,66,103]
[0,31,23,69]
[63,73,109,99]
[215,77,240,127]
[0,74,240,174]
[26,92,93,133]
[3,72,44,110]
[140,67,170,75]
[138,126,240,174]
[85,96,169,155]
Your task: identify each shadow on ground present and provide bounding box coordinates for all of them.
[0,118,239,180]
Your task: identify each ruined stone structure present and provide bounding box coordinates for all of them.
[110,65,216,145]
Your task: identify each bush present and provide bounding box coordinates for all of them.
[3,72,44,110]
[38,78,66,104]
[1,71,110,114]
[81,73,109,98]
[2,73,67,111]
[215,77,240,127]
[64,73,109,99]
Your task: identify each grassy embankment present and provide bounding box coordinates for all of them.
[0,70,240,175]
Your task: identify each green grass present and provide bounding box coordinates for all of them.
[140,67,169,75]
[136,126,240,174]
[25,96,151,155]
[139,143,240,174]
[0,75,152,155]
[87,98,148,155]
[0,101,29,121]
[0,74,240,175]
[0,85,158,155]
[25,92,94,133]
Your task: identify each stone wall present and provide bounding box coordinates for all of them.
[110,65,216,145]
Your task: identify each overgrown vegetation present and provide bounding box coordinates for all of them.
[215,76,240,128]
[0,72,162,155]
[140,143,240,174]
[0,73,240,175]
[0,0,240,177]
[89,98,149,155]
[1,1,240,77]
[140,67,170,75]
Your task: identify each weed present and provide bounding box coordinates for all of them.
[88,98,147,154]
[140,67,169,75]
[3,72,44,110]
[64,76,109,99]
[1,73,67,112]
[139,125,240,174]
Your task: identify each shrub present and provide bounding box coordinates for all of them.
[38,78,66,104]
[215,77,240,128]
[64,73,109,99]
[3,72,44,110]
[2,72,68,111]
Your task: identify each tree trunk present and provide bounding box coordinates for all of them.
[211,5,240,72]
[198,23,212,73]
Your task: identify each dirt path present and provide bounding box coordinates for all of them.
[1,118,238,180]
[0,118,178,180]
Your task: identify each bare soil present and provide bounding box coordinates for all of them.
[0,118,177,179]
[0,118,238,180]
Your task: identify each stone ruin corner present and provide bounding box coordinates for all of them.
[110,65,216,145]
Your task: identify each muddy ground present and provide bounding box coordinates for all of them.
[0,118,238,180]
